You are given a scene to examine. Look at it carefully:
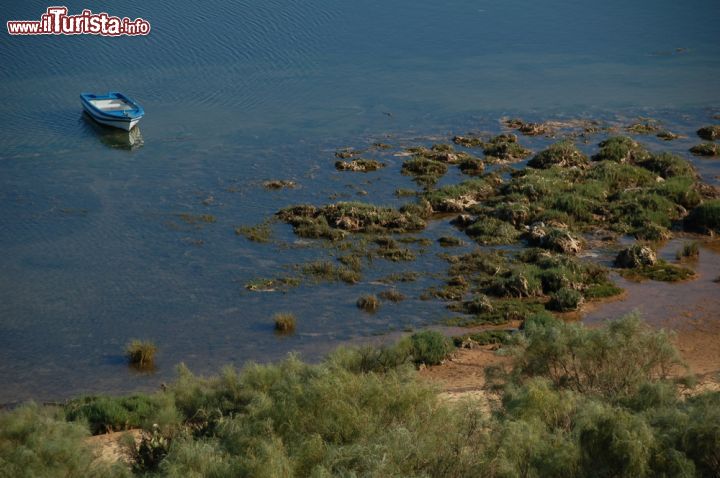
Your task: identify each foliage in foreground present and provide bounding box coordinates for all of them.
[1,315,719,477]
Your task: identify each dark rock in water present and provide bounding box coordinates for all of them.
[690,143,720,157]
[685,200,720,233]
[697,125,720,141]
[615,244,657,268]
[527,140,589,169]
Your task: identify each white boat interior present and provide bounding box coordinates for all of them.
[89,98,134,112]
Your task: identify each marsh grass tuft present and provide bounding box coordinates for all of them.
[273,313,296,333]
[126,340,157,368]
[676,241,700,261]
[356,294,380,312]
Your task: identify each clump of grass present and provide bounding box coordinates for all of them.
[273,313,296,333]
[438,236,465,247]
[626,120,661,134]
[482,134,532,162]
[126,340,157,368]
[690,143,720,156]
[378,289,405,302]
[409,330,452,365]
[620,261,695,282]
[685,200,720,233]
[697,125,720,141]
[637,152,695,178]
[465,217,520,245]
[401,156,448,186]
[591,136,651,163]
[235,222,272,243]
[245,276,300,291]
[453,330,511,347]
[457,156,485,175]
[547,287,584,312]
[357,294,380,312]
[335,159,385,172]
[378,271,420,283]
[676,241,700,260]
[178,213,216,224]
[301,261,361,284]
[527,140,589,169]
[452,135,485,147]
[263,179,296,190]
[424,178,495,213]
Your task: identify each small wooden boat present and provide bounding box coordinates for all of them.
[80,92,144,131]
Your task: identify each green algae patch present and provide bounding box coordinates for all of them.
[619,261,695,282]
[424,178,496,213]
[235,222,272,243]
[301,260,361,284]
[482,134,532,162]
[626,120,662,135]
[527,140,589,169]
[690,143,720,156]
[637,152,695,179]
[697,125,720,141]
[685,200,720,233]
[278,202,427,239]
[437,236,465,247]
[378,271,420,283]
[465,217,521,245]
[245,276,301,292]
[178,213,216,224]
[263,179,297,190]
[335,159,386,172]
[401,156,448,186]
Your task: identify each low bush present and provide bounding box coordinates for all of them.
[126,340,157,368]
[410,330,452,365]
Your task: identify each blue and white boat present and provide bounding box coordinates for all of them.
[80,92,144,131]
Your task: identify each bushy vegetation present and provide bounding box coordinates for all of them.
[2,315,719,477]
[125,340,157,369]
[273,313,296,333]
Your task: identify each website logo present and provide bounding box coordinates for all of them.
[7,6,151,36]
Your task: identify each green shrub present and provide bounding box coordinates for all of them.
[547,287,584,312]
[410,330,452,365]
[513,313,681,400]
[64,394,179,435]
[676,241,699,260]
[0,403,129,478]
[126,340,157,368]
[685,200,720,233]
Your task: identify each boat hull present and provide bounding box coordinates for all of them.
[80,92,144,131]
[82,108,140,131]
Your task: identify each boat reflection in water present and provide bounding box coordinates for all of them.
[81,112,144,150]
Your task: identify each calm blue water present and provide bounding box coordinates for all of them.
[1,0,719,402]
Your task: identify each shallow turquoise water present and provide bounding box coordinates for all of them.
[0,0,719,402]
